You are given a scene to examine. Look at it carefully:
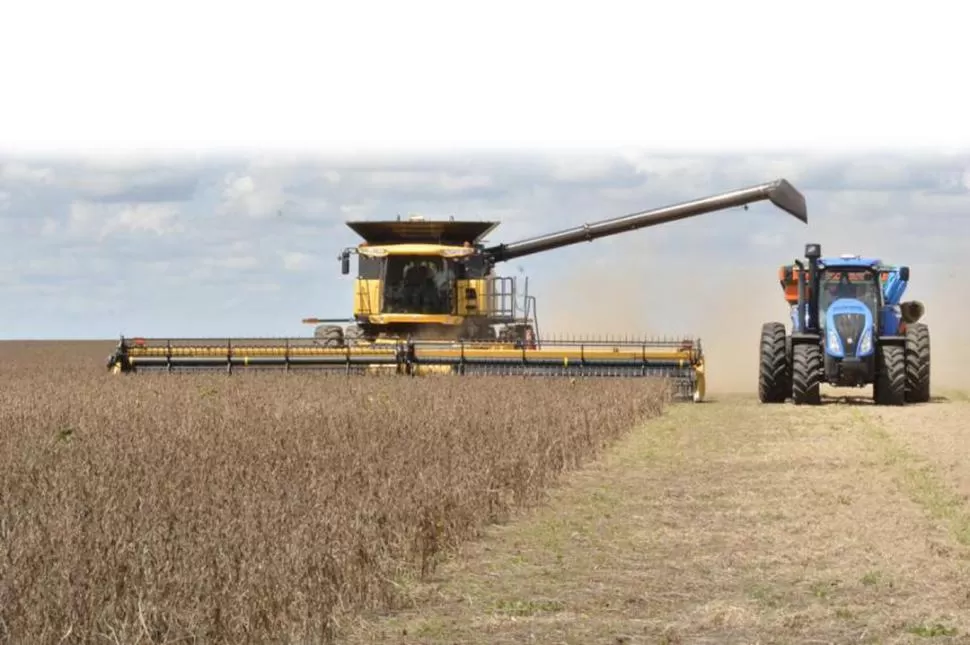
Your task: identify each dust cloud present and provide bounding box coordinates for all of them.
[536,270,668,341]
[908,268,970,392]
[696,267,792,394]
[534,250,969,395]
[535,245,788,394]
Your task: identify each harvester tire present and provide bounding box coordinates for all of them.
[344,324,363,346]
[791,344,822,405]
[758,322,790,403]
[874,344,906,406]
[904,322,931,403]
[314,324,344,348]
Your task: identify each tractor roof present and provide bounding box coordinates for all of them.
[346,220,499,246]
[819,256,882,269]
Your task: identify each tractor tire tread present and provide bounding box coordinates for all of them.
[904,322,931,403]
[791,343,822,405]
[875,344,906,406]
[758,322,790,403]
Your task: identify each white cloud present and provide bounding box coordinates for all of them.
[281,251,313,271]
[2,150,969,359]
[618,152,711,179]
[65,172,128,197]
[218,171,289,219]
[361,170,493,193]
[339,200,379,218]
[108,204,183,236]
[24,255,83,277]
[0,161,54,186]
[67,201,102,233]
[66,201,183,239]
[545,154,618,182]
[439,173,493,192]
[204,255,260,270]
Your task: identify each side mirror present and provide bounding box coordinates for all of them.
[899,266,910,281]
[804,243,821,259]
[340,251,350,275]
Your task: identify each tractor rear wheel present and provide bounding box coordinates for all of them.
[874,344,906,406]
[791,343,822,405]
[758,322,790,403]
[904,322,931,403]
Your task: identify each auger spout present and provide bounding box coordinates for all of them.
[900,300,925,324]
[484,178,807,263]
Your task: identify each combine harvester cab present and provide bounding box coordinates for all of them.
[759,243,930,406]
[107,178,809,402]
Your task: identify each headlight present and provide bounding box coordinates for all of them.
[827,328,841,354]
[858,327,872,354]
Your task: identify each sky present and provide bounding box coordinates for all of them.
[2,0,968,390]
[3,152,969,373]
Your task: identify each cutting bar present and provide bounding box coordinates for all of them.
[106,335,706,401]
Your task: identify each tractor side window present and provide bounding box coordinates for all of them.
[854,279,881,315]
[819,279,838,319]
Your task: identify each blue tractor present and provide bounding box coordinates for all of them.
[758,243,931,405]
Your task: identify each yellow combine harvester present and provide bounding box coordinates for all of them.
[106,178,808,401]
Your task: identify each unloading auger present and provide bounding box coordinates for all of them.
[107,178,808,401]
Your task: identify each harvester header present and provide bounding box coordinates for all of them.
[108,177,809,402]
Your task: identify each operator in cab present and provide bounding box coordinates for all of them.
[819,275,856,322]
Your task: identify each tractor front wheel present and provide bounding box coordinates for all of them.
[791,343,822,405]
[758,322,790,403]
[874,344,906,406]
[904,322,931,403]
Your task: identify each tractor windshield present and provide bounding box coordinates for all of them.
[818,268,881,321]
[381,255,458,315]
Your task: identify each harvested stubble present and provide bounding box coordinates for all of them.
[0,342,671,645]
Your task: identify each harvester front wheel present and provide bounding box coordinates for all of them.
[904,322,931,403]
[758,322,790,403]
[344,324,364,347]
[874,344,906,406]
[314,324,344,348]
[791,343,822,405]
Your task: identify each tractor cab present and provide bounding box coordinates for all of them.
[816,262,883,326]
[814,258,884,365]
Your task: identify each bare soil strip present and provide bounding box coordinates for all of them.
[341,392,970,644]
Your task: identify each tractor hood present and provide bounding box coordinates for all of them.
[826,298,871,318]
[825,298,874,358]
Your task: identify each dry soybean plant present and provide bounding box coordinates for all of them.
[0,342,671,644]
